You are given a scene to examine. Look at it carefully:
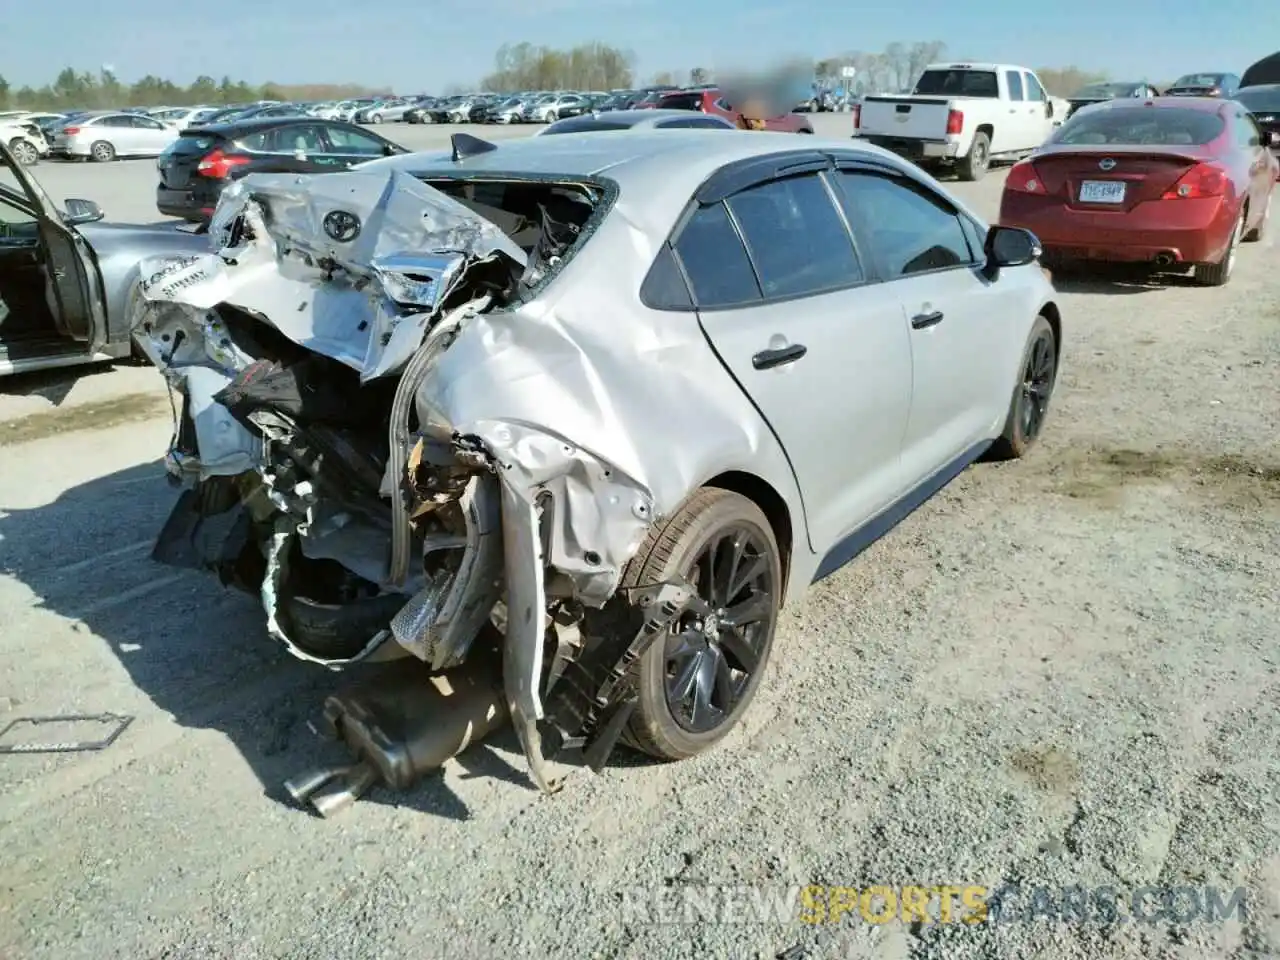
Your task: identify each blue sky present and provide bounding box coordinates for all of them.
[2,0,1274,91]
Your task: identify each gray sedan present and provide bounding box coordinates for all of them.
[0,140,209,377]
[132,130,1062,811]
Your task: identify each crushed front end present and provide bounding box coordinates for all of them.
[131,167,696,807]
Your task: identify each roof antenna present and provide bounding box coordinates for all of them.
[451,132,499,162]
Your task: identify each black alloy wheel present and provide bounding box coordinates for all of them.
[990,314,1058,460]
[623,488,781,760]
[664,524,775,733]
[1019,328,1056,442]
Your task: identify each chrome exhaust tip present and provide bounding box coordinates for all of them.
[308,762,378,819]
[283,765,353,805]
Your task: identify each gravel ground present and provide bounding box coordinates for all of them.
[1,116,1278,960]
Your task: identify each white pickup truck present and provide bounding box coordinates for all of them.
[853,62,1058,181]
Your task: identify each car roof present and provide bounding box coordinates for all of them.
[186,116,338,135]
[555,108,729,126]
[360,129,910,237]
[1089,96,1226,113]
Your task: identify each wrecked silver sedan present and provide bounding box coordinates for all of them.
[133,130,1062,813]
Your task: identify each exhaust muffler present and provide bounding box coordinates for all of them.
[284,639,510,817]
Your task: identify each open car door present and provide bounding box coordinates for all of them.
[0,139,106,348]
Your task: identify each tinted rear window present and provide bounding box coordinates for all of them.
[657,93,703,111]
[1056,107,1225,145]
[914,69,999,97]
[1173,74,1223,88]
[1073,83,1138,98]
[171,133,221,154]
[1236,87,1280,112]
[544,118,634,134]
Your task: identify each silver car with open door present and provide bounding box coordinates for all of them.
[0,140,209,376]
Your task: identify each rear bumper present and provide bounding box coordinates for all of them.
[859,135,959,161]
[1000,194,1238,265]
[157,185,220,222]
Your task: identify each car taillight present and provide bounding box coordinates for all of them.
[851,104,860,130]
[1005,160,1044,193]
[196,148,251,179]
[946,109,964,135]
[63,126,81,135]
[1161,162,1227,199]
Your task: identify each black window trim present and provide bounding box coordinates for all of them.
[661,168,873,312]
[829,158,986,281]
[641,148,987,312]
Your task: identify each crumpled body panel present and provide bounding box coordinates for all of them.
[130,162,803,793]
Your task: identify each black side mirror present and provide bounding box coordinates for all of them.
[63,198,104,225]
[383,142,399,156]
[1046,100,1054,118]
[983,225,1041,279]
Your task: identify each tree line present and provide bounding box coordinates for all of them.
[0,45,1137,112]
[0,68,387,111]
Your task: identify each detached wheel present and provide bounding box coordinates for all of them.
[624,488,781,761]
[90,140,116,162]
[1194,206,1245,286]
[989,314,1058,460]
[9,139,39,166]
[956,131,990,181]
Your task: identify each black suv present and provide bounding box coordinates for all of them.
[155,117,407,222]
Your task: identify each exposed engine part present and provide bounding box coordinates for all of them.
[283,642,510,817]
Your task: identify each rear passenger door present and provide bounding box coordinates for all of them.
[831,164,1016,481]
[672,166,914,552]
[246,123,334,173]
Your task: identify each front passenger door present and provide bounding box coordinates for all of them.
[674,169,915,552]
[833,167,1016,481]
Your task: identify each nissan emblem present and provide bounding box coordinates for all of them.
[322,210,361,242]
[1098,158,1117,171]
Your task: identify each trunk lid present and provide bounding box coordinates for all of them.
[858,96,953,139]
[1027,147,1207,211]
[159,130,227,189]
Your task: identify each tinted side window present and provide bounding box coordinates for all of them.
[324,125,388,154]
[1006,71,1025,101]
[673,202,761,308]
[726,173,863,298]
[835,171,975,278]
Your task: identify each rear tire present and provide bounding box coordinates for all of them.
[1243,192,1270,243]
[623,488,781,762]
[1194,207,1245,286]
[989,315,1058,461]
[956,131,990,182]
[90,140,116,162]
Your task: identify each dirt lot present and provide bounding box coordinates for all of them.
[1,118,1278,960]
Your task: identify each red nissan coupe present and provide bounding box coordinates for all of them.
[998,96,1278,285]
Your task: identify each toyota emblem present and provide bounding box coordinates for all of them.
[1098,158,1116,171]
[322,210,361,242]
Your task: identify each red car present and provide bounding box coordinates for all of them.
[642,87,813,134]
[999,97,1278,285]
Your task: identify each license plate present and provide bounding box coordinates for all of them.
[1079,180,1126,204]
